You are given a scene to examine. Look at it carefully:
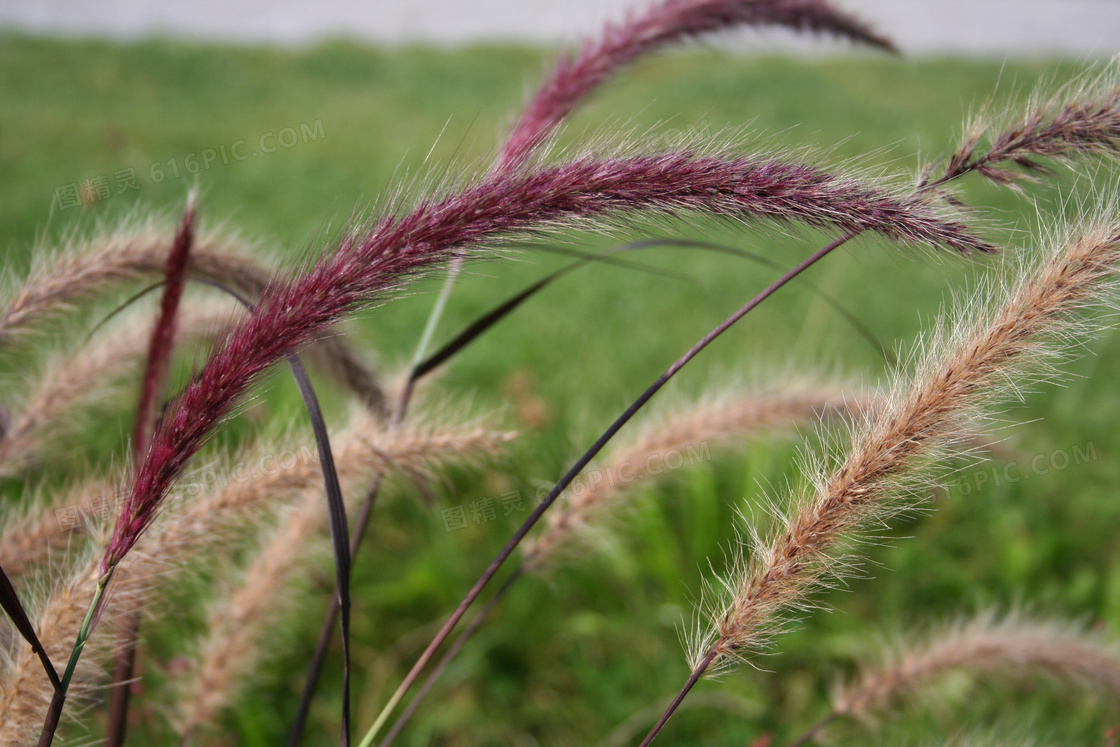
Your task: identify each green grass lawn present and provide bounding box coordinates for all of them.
[1,32,1118,746]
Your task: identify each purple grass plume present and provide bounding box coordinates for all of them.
[134,197,196,458]
[498,0,894,169]
[103,149,988,573]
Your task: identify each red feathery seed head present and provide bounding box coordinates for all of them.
[134,200,196,456]
[926,71,1120,191]
[102,150,987,571]
[499,0,894,169]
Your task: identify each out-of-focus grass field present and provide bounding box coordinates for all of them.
[2,32,1119,746]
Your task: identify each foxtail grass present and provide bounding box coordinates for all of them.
[920,66,1120,192]
[638,212,1120,744]
[497,0,893,169]
[787,610,1120,746]
[0,306,242,478]
[522,383,862,570]
[379,380,865,744]
[0,217,386,414]
[172,412,514,740]
[1,409,512,743]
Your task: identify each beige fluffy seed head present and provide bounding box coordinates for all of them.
[835,610,1120,721]
[691,212,1120,673]
[171,499,326,738]
[0,306,244,478]
[0,473,122,580]
[170,412,515,737]
[129,404,515,585]
[0,217,387,412]
[522,385,864,571]
[0,405,514,740]
[0,217,270,346]
[0,522,119,744]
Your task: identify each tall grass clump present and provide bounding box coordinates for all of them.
[2,1,1120,745]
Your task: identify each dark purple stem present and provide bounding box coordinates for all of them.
[288,472,387,746]
[110,200,195,747]
[375,229,858,731]
[637,648,718,747]
[783,712,840,747]
[134,202,196,458]
[288,382,413,746]
[379,568,524,747]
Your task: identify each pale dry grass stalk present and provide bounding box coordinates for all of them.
[637,214,1120,744]
[935,735,1049,747]
[381,384,862,744]
[172,500,326,740]
[0,409,513,742]
[522,383,1009,571]
[135,407,516,583]
[171,415,515,738]
[0,304,252,479]
[0,296,389,480]
[0,221,269,344]
[0,306,243,478]
[698,219,1120,671]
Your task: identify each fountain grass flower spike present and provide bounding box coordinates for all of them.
[104,149,990,574]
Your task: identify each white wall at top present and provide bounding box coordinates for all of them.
[1,0,1118,56]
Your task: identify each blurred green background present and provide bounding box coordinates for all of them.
[1,33,1118,746]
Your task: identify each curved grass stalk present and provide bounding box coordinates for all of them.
[640,216,1120,744]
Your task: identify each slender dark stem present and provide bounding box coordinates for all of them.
[104,614,140,746]
[288,472,388,747]
[637,648,718,747]
[380,568,523,747]
[783,712,840,747]
[282,356,353,747]
[109,200,196,747]
[288,384,412,746]
[360,230,858,745]
[39,571,112,747]
[35,648,61,694]
[38,696,65,747]
[0,563,60,692]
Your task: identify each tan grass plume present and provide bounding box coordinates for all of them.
[788,611,1120,746]
[0,218,387,413]
[0,522,117,744]
[836,610,1120,720]
[0,473,121,581]
[0,306,245,478]
[0,405,512,741]
[689,211,1120,677]
[170,410,515,737]
[522,384,864,571]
